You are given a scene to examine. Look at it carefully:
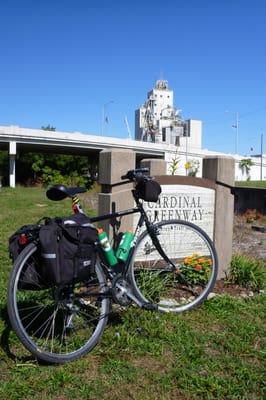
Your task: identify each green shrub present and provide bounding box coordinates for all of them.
[40,166,93,189]
[228,254,266,290]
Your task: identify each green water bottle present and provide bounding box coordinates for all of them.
[98,229,118,267]
[116,232,134,263]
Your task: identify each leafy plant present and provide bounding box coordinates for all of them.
[179,253,212,285]
[184,159,200,177]
[169,151,180,175]
[239,158,254,181]
[0,151,8,185]
[16,153,95,189]
[41,124,56,131]
[135,270,170,302]
[228,254,266,290]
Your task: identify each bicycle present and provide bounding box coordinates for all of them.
[7,168,218,364]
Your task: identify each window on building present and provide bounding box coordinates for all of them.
[183,123,190,137]
[162,127,166,142]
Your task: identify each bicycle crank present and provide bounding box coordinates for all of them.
[112,275,144,307]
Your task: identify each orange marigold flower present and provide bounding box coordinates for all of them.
[198,258,206,264]
[194,264,202,271]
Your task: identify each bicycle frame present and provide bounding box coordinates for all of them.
[88,191,176,279]
[69,187,179,308]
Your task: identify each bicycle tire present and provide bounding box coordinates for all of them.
[7,242,110,364]
[130,219,218,313]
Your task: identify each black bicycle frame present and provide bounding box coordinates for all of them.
[89,192,176,275]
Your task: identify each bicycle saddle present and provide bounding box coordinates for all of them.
[46,184,87,201]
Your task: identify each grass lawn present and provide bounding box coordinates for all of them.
[0,187,265,400]
[235,180,266,188]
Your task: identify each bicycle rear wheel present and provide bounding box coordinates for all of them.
[7,243,110,364]
[130,220,218,313]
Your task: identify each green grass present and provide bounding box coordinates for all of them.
[228,254,266,290]
[235,180,266,188]
[0,187,265,400]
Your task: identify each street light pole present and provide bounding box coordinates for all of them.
[235,112,239,154]
[226,110,239,154]
[101,100,114,136]
[260,133,264,180]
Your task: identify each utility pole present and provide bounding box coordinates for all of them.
[236,112,239,154]
[226,110,239,154]
[260,133,264,180]
[101,101,114,136]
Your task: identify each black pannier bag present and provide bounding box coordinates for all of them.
[9,224,41,261]
[136,179,161,203]
[8,223,44,290]
[39,213,98,286]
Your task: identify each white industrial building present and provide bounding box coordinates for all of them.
[135,80,266,181]
[135,79,202,150]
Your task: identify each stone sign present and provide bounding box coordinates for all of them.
[133,179,216,240]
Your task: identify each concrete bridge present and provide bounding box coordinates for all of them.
[1,124,265,186]
[0,125,168,187]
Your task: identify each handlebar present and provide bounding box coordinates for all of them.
[121,168,150,181]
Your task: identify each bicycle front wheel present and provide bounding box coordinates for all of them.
[7,243,110,364]
[130,220,218,313]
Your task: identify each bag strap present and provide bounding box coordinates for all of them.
[60,225,80,244]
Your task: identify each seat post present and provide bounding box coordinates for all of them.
[72,196,85,214]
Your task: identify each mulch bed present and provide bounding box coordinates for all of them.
[212,213,266,298]
[213,280,251,297]
[233,214,266,259]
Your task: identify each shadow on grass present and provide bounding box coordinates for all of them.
[0,304,35,363]
[107,310,124,326]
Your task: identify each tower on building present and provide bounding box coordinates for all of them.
[135,80,202,149]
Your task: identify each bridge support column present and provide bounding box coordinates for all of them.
[9,141,16,188]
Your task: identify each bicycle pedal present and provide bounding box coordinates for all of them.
[142,303,158,311]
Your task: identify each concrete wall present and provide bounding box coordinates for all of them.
[234,187,266,214]
[165,146,266,181]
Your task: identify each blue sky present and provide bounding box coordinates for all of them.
[0,0,265,155]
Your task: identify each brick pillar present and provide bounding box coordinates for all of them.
[98,148,136,236]
[140,158,167,176]
[203,156,235,279]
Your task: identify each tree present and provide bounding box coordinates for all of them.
[239,158,254,181]
[41,124,56,131]
[0,151,8,185]
[17,152,95,188]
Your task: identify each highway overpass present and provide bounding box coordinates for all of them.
[0,125,167,187]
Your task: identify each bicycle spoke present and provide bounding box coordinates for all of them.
[8,243,110,363]
[131,220,218,313]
